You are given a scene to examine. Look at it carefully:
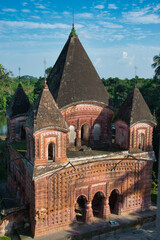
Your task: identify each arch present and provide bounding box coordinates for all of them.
[139,133,145,151]
[93,123,101,141]
[92,191,105,218]
[81,123,90,145]
[48,142,55,161]
[75,195,87,222]
[21,126,25,140]
[109,189,121,214]
[69,125,76,145]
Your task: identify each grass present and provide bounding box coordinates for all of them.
[151,188,158,204]
[0,237,11,240]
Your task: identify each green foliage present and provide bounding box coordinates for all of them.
[70,27,77,37]
[0,237,11,240]
[45,66,52,77]
[152,53,160,78]
[151,188,158,204]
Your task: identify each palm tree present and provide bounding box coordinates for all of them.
[152,54,160,78]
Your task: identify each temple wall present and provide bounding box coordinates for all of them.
[34,130,67,166]
[129,123,153,153]
[61,103,113,148]
[7,116,27,142]
[31,157,153,237]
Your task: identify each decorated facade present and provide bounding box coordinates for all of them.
[6,27,156,237]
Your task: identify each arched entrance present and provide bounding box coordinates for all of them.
[48,142,55,161]
[93,123,101,141]
[109,189,120,214]
[75,195,87,222]
[81,123,90,145]
[92,191,105,218]
[21,126,25,140]
[69,125,76,146]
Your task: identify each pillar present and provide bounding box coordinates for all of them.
[85,201,93,223]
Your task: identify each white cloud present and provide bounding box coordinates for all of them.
[114,35,124,40]
[108,4,118,10]
[123,51,128,59]
[63,11,70,15]
[22,9,31,13]
[35,4,46,9]
[94,5,105,10]
[123,8,160,24]
[99,21,123,29]
[135,35,146,40]
[22,2,28,6]
[2,8,17,12]
[75,13,93,19]
[32,16,41,20]
[153,4,160,12]
[0,21,71,29]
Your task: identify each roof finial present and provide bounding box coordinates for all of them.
[70,9,77,37]
[72,8,74,29]
[43,58,47,88]
[18,67,21,83]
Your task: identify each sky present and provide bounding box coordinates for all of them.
[0,0,160,79]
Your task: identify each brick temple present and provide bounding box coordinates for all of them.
[6,26,156,237]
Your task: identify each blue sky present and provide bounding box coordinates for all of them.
[0,0,160,79]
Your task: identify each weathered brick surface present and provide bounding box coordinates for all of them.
[31,158,153,237]
[115,121,153,153]
[61,104,113,147]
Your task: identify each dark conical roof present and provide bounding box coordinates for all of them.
[115,87,154,126]
[26,83,68,133]
[6,83,31,118]
[47,29,111,109]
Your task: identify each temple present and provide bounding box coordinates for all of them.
[6,27,156,237]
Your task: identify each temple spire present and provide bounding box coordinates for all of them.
[18,67,21,83]
[43,58,47,88]
[70,9,77,37]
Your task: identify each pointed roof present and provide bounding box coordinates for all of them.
[6,83,31,118]
[115,87,154,126]
[26,83,68,133]
[47,28,111,109]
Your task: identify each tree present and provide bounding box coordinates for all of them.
[45,66,52,77]
[0,64,13,111]
[152,54,160,78]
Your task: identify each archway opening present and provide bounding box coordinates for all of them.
[21,126,25,140]
[93,123,101,141]
[48,142,55,161]
[109,189,120,214]
[75,195,87,222]
[81,123,89,145]
[92,191,105,218]
[69,125,76,146]
[139,133,145,151]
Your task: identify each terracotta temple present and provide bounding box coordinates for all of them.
[6,27,156,237]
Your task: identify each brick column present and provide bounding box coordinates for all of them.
[85,201,93,223]
[76,130,81,147]
[103,197,110,218]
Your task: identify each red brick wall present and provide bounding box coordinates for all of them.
[115,121,153,153]
[7,115,27,142]
[115,121,130,149]
[129,123,153,153]
[61,103,113,148]
[34,130,67,166]
[31,157,153,237]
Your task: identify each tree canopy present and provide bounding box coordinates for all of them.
[152,54,160,78]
